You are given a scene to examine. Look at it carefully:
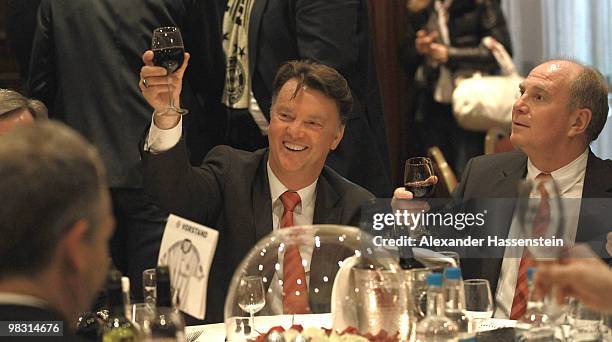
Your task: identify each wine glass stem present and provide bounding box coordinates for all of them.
[249,311,255,335]
[167,75,175,110]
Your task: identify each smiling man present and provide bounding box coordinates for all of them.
[139,57,374,322]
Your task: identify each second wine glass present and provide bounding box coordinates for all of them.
[404,157,436,198]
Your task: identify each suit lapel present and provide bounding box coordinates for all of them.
[253,151,273,242]
[480,153,527,292]
[313,171,342,225]
[248,0,269,75]
[576,151,612,246]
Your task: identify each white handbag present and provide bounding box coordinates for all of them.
[452,37,522,132]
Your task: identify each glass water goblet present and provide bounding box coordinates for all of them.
[237,275,266,337]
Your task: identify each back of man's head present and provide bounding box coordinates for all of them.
[0,121,107,279]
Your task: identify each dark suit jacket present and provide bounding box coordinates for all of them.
[226,0,392,197]
[28,0,225,187]
[142,139,375,322]
[453,149,612,292]
[0,304,85,341]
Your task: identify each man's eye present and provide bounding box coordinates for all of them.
[278,113,291,120]
[534,94,544,101]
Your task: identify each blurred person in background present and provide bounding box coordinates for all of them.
[0,88,47,134]
[400,0,512,176]
[28,0,225,300]
[0,121,114,337]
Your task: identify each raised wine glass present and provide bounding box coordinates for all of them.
[399,157,436,269]
[237,275,265,337]
[151,26,189,115]
[404,157,436,198]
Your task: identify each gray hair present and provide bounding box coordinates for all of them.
[567,66,609,142]
[0,89,48,119]
[0,121,107,278]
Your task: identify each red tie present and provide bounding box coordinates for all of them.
[510,173,552,319]
[280,191,310,314]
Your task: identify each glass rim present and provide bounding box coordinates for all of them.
[405,157,432,165]
[153,26,180,33]
[464,278,490,285]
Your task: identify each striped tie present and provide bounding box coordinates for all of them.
[510,173,552,319]
[280,191,310,314]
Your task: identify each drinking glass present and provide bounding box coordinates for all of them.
[464,279,493,331]
[404,157,436,198]
[516,177,568,322]
[130,303,154,338]
[237,276,265,337]
[568,298,602,341]
[151,26,189,115]
[143,268,156,307]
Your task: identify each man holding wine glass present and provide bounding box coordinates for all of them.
[396,59,612,319]
[139,57,374,322]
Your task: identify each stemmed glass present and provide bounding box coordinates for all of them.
[464,279,493,332]
[237,276,265,337]
[398,157,436,269]
[151,26,189,115]
[516,177,567,321]
[404,157,436,198]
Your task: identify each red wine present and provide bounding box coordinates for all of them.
[405,180,435,198]
[153,47,185,73]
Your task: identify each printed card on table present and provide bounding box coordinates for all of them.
[157,214,218,320]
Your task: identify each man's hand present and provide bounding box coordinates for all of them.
[606,232,612,257]
[430,43,449,64]
[139,50,190,129]
[391,175,438,212]
[534,245,612,314]
[415,30,437,56]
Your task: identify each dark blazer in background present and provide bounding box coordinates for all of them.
[142,139,375,323]
[6,0,42,88]
[224,0,392,197]
[28,0,225,183]
[454,150,612,293]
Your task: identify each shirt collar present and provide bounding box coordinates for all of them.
[0,292,50,309]
[526,148,588,195]
[267,162,318,214]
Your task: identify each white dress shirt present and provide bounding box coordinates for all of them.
[0,292,49,309]
[494,148,588,318]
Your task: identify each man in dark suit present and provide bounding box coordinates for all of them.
[396,59,611,318]
[28,0,225,300]
[140,58,374,322]
[0,121,114,338]
[218,0,392,197]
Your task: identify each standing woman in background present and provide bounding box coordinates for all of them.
[400,0,512,176]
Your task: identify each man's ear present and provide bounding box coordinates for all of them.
[330,124,345,151]
[568,108,592,138]
[58,220,90,274]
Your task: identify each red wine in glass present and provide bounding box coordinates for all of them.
[153,47,185,73]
